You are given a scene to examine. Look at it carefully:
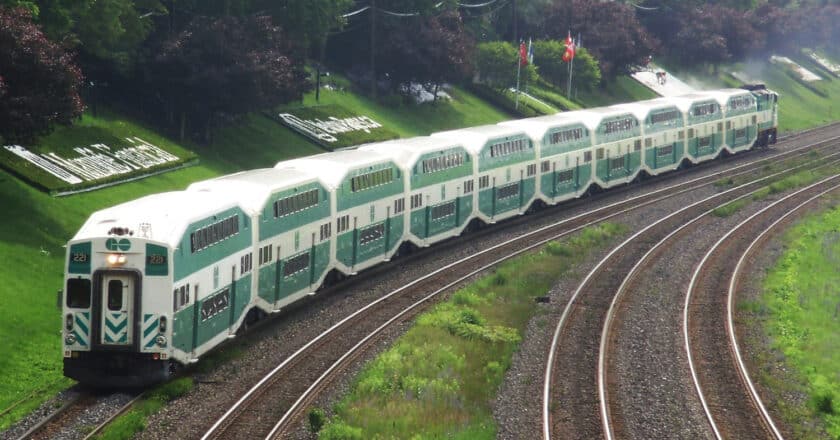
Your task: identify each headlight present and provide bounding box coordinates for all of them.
[159,316,167,332]
[65,314,74,331]
[106,253,127,266]
[155,335,167,347]
[65,333,77,345]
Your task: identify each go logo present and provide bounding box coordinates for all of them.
[105,238,131,251]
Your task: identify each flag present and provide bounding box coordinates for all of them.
[519,40,528,66]
[562,31,576,63]
[527,38,534,65]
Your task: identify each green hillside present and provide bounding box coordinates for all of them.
[0,83,514,429]
[663,53,840,133]
[3,52,840,430]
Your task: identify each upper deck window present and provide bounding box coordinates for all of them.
[351,168,394,192]
[728,95,754,112]
[549,128,584,144]
[489,138,529,158]
[604,117,635,135]
[691,103,717,117]
[422,152,464,174]
[650,110,681,125]
[190,215,239,253]
[274,189,319,217]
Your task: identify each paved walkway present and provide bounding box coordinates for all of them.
[631,65,695,96]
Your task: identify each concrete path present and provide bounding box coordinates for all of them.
[631,65,695,96]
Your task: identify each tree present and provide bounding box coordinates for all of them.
[150,14,310,142]
[379,10,475,97]
[536,0,658,78]
[475,41,537,90]
[0,7,83,143]
[256,0,352,57]
[0,0,165,73]
[533,40,600,92]
[73,0,164,72]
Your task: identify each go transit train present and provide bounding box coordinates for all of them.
[61,86,777,386]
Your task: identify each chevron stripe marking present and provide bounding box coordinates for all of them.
[106,319,127,334]
[73,330,87,346]
[74,315,89,335]
[144,322,158,339]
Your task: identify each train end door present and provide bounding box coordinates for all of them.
[97,272,137,347]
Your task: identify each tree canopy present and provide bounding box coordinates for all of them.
[5,0,840,142]
[536,0,658,77]
[150,14,310,141]
[379,10,475,94]
[0,6,83,143]
[475,41,537,90]
[533,41,600,92]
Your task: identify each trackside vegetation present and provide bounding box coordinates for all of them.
[314,223,628,439]
[91,377,193,440]
[0,84,508,432]
[743,202,840,439]
[712,159,840,217]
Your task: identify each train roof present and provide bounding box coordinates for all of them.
[498,112,591,138]
[609,99,685,119]
[72,189,245,248]
[276,149,392,188]
[357,136,464,168]
[187,168,319,213]
[686,88,752,106]
[431,124,529,154]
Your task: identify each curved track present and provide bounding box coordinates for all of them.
[684,173,840,439]
[543,138,840,439]
[201,135,838,439]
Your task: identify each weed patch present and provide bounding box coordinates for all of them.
[758,203,840,438]
[93,377,193,440]
[316,223,627,438]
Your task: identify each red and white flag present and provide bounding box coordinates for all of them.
[519,40,528,66]
[562,31,576,63]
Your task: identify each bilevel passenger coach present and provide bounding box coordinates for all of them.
[61,86,777,386]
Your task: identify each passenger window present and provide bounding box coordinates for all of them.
[66,278,91,308]
[107,280,123,311]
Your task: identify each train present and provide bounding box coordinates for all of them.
[61,86,778,386]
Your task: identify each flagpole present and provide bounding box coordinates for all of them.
[515,45,522,110]
[566,34,579,98]
[567,54,574,98]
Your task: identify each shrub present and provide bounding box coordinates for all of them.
[309,407,327,433]
[545,241,572,257]
[318,421,364,440]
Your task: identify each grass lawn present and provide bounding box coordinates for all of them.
[657,53,840,134]
[746,201,840,438]
[292,84,511,136]
[575,75,658,107]
[315,224,627,439]
[0,111,198,193]
[0,83,513,431]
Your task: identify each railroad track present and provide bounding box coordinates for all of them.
[11,390,141,440]
[542,140,840,439]
[683,171,840,439]
[202,131,840,439]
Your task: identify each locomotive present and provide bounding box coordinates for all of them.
[61,86,777,386]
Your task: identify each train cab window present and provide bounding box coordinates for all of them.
[107,280,123,311]
[66,278,91,308]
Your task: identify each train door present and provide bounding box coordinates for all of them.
[98,273,135,346]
